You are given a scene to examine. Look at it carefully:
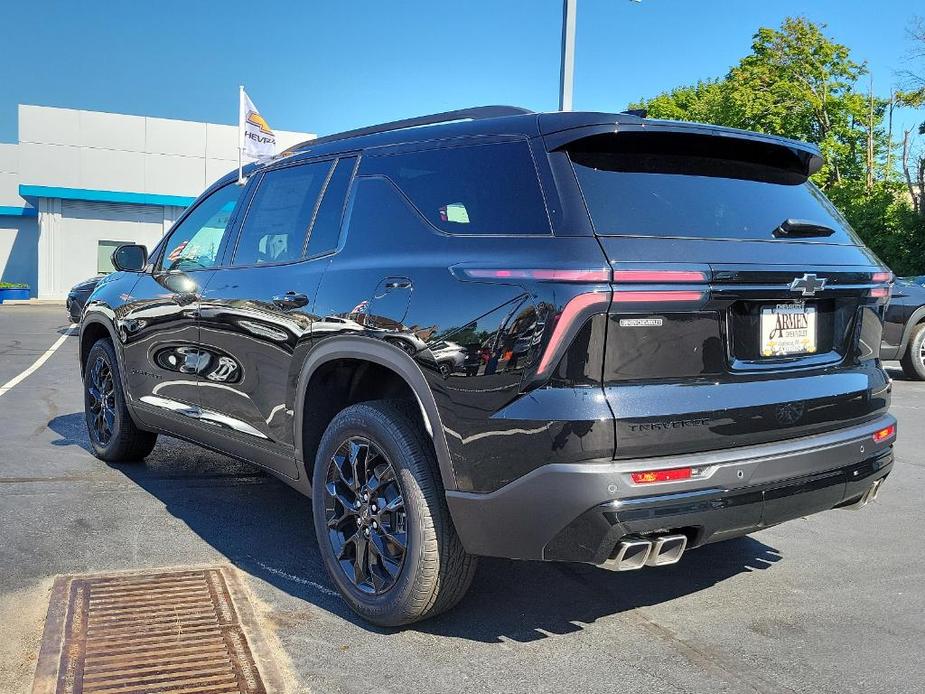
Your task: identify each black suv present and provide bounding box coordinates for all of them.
[80,106,896,626]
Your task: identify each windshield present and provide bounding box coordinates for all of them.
[569,134,859,244]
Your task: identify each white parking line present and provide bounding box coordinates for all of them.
[0,325,76,397]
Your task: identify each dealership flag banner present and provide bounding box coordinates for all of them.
[238,86,278,180]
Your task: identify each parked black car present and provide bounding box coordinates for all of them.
[79,106,896,626]
[880,276,925,379]
[66,275,102,322]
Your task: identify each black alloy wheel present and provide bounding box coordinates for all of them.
[87,355,116,445]
[83,338,157,462]
[323,436,407,594]
[311,400,477,626]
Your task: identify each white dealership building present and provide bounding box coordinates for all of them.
[0,105,313,299]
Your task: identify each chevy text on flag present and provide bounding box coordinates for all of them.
[239,87,279,165]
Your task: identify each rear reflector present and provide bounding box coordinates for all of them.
[461,268,611,282]
[872,424,895,443]
[612,290,704,303]
[631,467,693,484]
[613,270,707,283]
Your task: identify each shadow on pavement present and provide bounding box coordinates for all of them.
[884,365,917,382]
[48,411,782,643]
[49,411,93,453]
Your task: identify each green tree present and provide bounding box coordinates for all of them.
[630,17,885,188]
[827,180,925,274]
[628,16,925,274]
[897,17,925,217]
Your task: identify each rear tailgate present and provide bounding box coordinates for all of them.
[598,238,890,457]
[565,128,892,459]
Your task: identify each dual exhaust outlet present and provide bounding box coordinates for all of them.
[605,533,688,572]
[842,477,884,511]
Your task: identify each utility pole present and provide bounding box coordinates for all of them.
[559,1,641,112]
[559,0,577,111]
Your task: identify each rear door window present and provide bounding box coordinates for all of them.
[367,141,550,235]
[232,161,332,265]
[306,156,357,257]
[569,133,859,244]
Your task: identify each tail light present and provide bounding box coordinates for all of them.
[457,266,709,379]
[613,270,707,283]
[612,267,708,304]
[870,270,893,299]
[536,291,610,374]
[612,290,704,303]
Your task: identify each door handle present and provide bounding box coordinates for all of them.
[384,278,412,290]
[272,292,309,309]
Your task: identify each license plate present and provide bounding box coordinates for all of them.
[760,303,816,357]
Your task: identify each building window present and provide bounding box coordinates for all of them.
[97,240,127,274]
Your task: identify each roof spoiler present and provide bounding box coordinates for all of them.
[541,117,823,178]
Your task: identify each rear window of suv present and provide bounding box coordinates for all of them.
[569,133,859,244]
[368,140,551,235]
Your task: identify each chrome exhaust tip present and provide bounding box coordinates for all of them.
[645,534,688,566]
[842,478,884,511]
[605,538,652,571]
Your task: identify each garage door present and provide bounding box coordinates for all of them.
[55,201,166,296]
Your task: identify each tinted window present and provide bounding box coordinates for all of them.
[369,141,550,235]
[306,156,356,257]
[343,177,432,255]
[159,184,243,271]
[232,161,331,265]
[570,134,859,243]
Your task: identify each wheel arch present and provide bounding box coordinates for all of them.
[896,306,925,360]
[293,336,458,492]
[79,315,121,376]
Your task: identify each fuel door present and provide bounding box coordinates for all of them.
[365,276,415,353]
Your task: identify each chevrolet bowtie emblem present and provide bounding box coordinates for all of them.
[790,273,827,297]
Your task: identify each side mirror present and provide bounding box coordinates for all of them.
[111,244,147,272]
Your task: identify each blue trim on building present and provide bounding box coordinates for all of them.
[0,205,37,217]
[19,185,195,208]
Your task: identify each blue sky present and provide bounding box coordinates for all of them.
[1,0,922,142]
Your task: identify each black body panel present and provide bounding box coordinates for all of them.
[880,277,925,360]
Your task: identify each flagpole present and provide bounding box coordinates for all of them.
[237,85,245,185]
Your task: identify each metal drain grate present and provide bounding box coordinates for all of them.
[33,567,275,694]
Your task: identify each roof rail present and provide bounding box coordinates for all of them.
[287,105,533,152]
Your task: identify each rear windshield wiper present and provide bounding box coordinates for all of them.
[773,219,836,238]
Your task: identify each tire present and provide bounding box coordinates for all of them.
[900,324,925,380]
[83,338,157,462]
[312,400,477,626]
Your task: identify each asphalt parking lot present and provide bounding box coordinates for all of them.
[1,304,923,694]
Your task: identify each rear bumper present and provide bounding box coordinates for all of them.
[446,414,895,562]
